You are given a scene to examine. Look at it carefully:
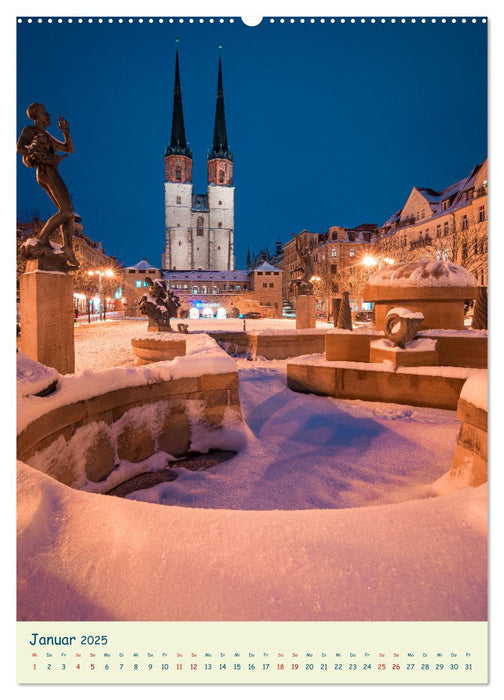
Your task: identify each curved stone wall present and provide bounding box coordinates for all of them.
[17,357,243,488]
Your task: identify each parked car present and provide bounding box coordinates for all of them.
[354,311,373,322]
[243,311,262,319]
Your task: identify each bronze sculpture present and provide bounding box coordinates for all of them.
[139,277,181,331]
[289,235,316,296]
[17,103,79,269]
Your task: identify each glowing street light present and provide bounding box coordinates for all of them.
[362,255,378,267]
[88,268,114,321]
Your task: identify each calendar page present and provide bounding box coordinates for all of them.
[15,1,489,688]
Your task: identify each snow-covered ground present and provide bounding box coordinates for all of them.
[17,317,487,621]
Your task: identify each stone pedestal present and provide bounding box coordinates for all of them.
[19,269,75,374]
[131,336,187,365]
[369,338,439,369]
[295,295,316,329]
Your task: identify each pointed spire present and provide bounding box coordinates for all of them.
[166,42,192,158]
[246,246,251,269]
[209,47,232,161]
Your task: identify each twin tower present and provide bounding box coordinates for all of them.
[162,48,235,271]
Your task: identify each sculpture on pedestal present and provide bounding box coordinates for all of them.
[384,307,424,348]
[17,103,79,271]
[290,235,316,296]
[139,278,181,331]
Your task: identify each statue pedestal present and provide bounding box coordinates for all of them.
[19,268,75,374]
[296,295,317,329]
[369,338,438,369]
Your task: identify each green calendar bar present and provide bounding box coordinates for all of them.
[17,621,487,684]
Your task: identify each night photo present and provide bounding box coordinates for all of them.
[16,13,488,685]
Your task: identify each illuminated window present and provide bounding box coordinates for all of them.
[349,248,355,258]
[331,249,337,258]
[135,280,142,288]
[461,215,468,230]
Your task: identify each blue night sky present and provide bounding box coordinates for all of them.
[16,17,487,269]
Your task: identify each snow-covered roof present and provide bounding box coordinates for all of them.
[162,270,250,282]
[366,261,478,288]
[381,162,485,230]
[253,261,282,272]
[126,259,158,271]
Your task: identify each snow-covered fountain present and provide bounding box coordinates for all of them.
[287,261,487,485]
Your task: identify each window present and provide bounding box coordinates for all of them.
[462,243,468,259]
[443,249,450,261]
[474,242,478,256]
[331,232,337,240]
[363,232,371,242]
[197,217,204,236]
[144,281,149,287]
[192,286,199,294]
[202,286,208,294]
[331,264,337,274]
[218,222,222,228]
[461,215,468,230]
[219,170,225,184]
[479,206,486,222]
[218,200,222,205]
[466,189,474,200]
[269,283,274,288]
[436,250,441,261]
[331,249,337,258]
[436,224,441,238]
[442,200,449,211]
[349,248,355,257]
[444,222,449,236]
[348,231,355,242]
[263,283,268,288]
[175,168,182,181]
[176,196,181,204]
[135,280,142,288]
[178,241,182,246]
[236,285,241,290]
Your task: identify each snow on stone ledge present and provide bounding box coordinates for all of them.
[17,334,237,435]
[386,306,424,320]
[367,261,478,288]
[17,352,60,397]
[460,370,488,412]
[371,338,437,352]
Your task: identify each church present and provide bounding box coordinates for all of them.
[162,48,235,271]
[121,48,283,320]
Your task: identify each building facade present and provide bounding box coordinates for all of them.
[378,159,488,285]
[121,259,282,319]
[281,225,379,317]
[162,50,235,271]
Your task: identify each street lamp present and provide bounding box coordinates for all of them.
[88,268,114,321]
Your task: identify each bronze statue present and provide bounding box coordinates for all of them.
[289,235,316,296]
[139,277,181,331]
[17,103,79,269]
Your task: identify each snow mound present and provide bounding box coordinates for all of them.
[460,370,487,412]
[16,352,60,397]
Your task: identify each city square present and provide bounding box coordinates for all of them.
[16,15,487,630]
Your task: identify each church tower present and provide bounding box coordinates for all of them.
[163,46,193,269]
[163,47,235,271]
[207,50,235,270]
